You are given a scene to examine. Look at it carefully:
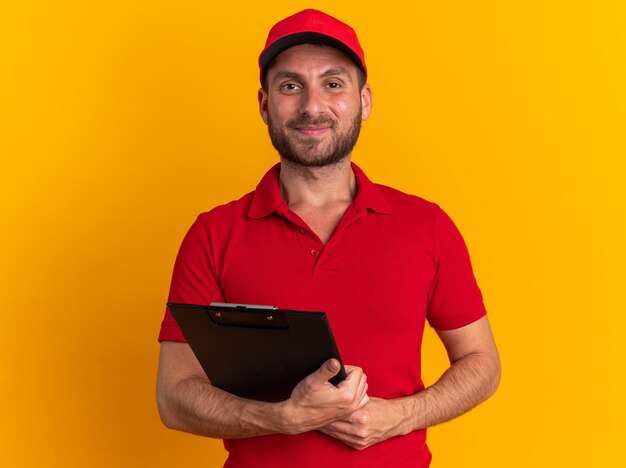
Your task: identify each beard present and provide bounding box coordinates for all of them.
[267,111,362,168]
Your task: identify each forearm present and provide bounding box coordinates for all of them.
[157,376,289,439]
[402,351,501,432]
[319,352,500,450]
[320,317,500,450]
[157,355,369,440]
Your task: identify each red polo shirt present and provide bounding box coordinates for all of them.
[159,163,486,467]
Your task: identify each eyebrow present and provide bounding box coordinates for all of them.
[320,67,352,82]
[273,71,303,81]
[272,67,353,83]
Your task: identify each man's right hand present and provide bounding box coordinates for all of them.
[158,343,368,439]
[278,359,369,434]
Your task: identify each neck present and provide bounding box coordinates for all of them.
[278,157,357,209]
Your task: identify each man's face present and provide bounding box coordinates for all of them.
[259,44,372,167]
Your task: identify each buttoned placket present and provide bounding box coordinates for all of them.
[278,203,368,276]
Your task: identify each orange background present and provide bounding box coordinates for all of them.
[1,1,625,466]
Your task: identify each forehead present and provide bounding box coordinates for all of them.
[266,44,358,80]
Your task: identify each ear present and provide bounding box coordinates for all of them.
[258,88,269,125]
[360,83,373,121]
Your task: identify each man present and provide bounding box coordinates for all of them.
[157,9,500,467]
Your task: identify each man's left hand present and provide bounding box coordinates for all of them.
[319,397,411,450]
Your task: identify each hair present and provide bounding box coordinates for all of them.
[261,53,367,92]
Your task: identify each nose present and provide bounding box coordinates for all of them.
[300,87,325,115]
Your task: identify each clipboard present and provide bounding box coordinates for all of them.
[167,302,347,402]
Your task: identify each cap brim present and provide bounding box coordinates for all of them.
[259,32,365,81]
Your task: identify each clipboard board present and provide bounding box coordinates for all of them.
[167,302,347,402]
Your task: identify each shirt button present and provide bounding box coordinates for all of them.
[310,249,320,257]
[299,228,306,234]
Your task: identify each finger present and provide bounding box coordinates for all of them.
[336,369,367,410]
[343,365,366,384]
[358,373,368,395]
[337,365,362,390]
[325,420,352,434]
[358,386,369,408]
[313,358,341,382]
[353,373,368,404]
[322,427,370,450]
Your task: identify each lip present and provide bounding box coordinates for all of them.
[295,126,331,136]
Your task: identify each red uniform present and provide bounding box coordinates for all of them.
[159,163,486,467]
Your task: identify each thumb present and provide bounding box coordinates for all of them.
[314,358,340,382]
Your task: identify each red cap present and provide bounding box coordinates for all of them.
[258,9,367,84]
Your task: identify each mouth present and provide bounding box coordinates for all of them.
[294,126,331,136]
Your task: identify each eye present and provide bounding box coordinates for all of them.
[280,83,301,92]
[326,81,341,89]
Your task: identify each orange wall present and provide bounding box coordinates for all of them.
[1,1,625,466]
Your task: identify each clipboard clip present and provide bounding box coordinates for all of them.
[208,303,288,330]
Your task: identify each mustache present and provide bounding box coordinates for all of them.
[287,115,337,130]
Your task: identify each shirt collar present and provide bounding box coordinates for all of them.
[351,162,393,215]
[248,162,392,219]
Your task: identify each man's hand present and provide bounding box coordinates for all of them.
[159,318,498,441]
[320,316,501,450]
[279,359,369,434]
[158,342,370,438]
[319,397,410,450]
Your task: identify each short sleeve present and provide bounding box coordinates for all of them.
[158,215,225,342]
[426,207,487,330]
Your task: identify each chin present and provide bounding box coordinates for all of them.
[282,153,349,168]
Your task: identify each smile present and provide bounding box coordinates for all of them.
[294,127,331,136]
